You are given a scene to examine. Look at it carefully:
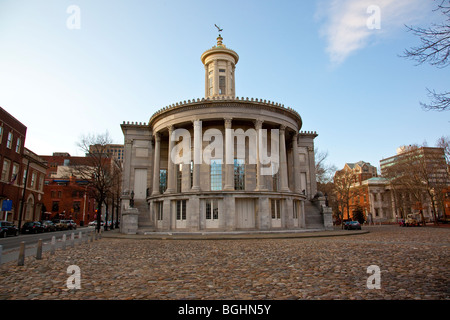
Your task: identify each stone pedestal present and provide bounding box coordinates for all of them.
[322,207,333,231]
[121,208,139,234]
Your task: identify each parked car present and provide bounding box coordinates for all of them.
[21,221,45,234]
[344,221,361,230]
[66,220,77,230]
[40,220,56,232]
[0,221,19,237]
[53,219,69,231]
[88,220,104,227]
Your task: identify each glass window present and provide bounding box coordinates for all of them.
[157,201,163,221]
[159,169,167,194]
[6,132,13,149]
[210,159,222,191]
[30,172,36,188]
[1,159,10,181]
[15,137,21,153]
[176,200,187,220]
[206,199,219,220]
[271,199,281,220]
[234,159,245,190]
[177,164,182,193]
[12,163,19,184]
[219,76,226,94]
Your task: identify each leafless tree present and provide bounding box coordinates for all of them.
[71,132,114,232]
[333,169,356,228]
[382,144,449,224]
[402,0,450,111]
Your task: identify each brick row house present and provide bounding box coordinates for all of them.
[0,107,47,227]
[40,153,97,226]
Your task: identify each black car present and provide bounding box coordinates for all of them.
[40,220,56,232]
[0,221,19,237]
[21,221,45,234]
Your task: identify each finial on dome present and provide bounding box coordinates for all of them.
[214,24,224,46]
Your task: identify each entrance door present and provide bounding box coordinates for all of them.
[134,169,148,199]
[236,199,255,229]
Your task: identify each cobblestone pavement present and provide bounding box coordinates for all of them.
[0,225,448,300]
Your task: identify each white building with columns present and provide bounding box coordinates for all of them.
[120,35,331,234]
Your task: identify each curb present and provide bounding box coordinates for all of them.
[100,229,369,240]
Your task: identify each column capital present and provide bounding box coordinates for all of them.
[279,124,286,133]
[167,125,174,133]
[254,119,263,130]
[154,131,161,141]
[224,118,233,128]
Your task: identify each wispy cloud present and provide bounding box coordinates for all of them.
[316,0,432,64]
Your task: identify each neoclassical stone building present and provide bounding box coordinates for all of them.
[120,35,331,234]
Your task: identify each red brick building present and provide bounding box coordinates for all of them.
[40,153,97,226]
[0,107,47,227]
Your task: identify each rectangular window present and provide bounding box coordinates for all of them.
[219,69,226,72]
[190,160,193,188]
[234,159,245,190]
[205,199,219,220]
[157,201,163,221]
[159,169,167,194]
[30,172,36,188]
[0,126,3,143]
[293,200,299,219]
[73,201,81,213]
[219,76,226,94]
[177,164,182,193]
[6,132,13,149]
[12,163,19,184]
[15,137,21,153]
[209,77,213,95]
[271,199,281,220]
[1,159,10,181]
[210,159,222,191]
[52,201,59,212]
[176,200,187,220]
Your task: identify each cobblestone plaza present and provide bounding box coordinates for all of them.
[0,226,448,301]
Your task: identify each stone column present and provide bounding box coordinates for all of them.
[224,118,234,190]
[254,119,266,191]
[204,65,209,97]
[292,133,301,193]
[279,125,290,192]
[151,132,161,196]
[165,125,175,194]
[191,120,201,191]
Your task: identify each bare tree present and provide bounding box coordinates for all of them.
[72,132,114,232]
[402,0,450,111]
[436,135,450,164]
[315,149,337,185]
[333,169,356,228]
[382,144,449,225]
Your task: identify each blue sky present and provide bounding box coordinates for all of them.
[0,0,448,171]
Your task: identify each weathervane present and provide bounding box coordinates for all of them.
[214,24,223,36]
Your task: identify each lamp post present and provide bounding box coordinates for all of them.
[18,159,30,233]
